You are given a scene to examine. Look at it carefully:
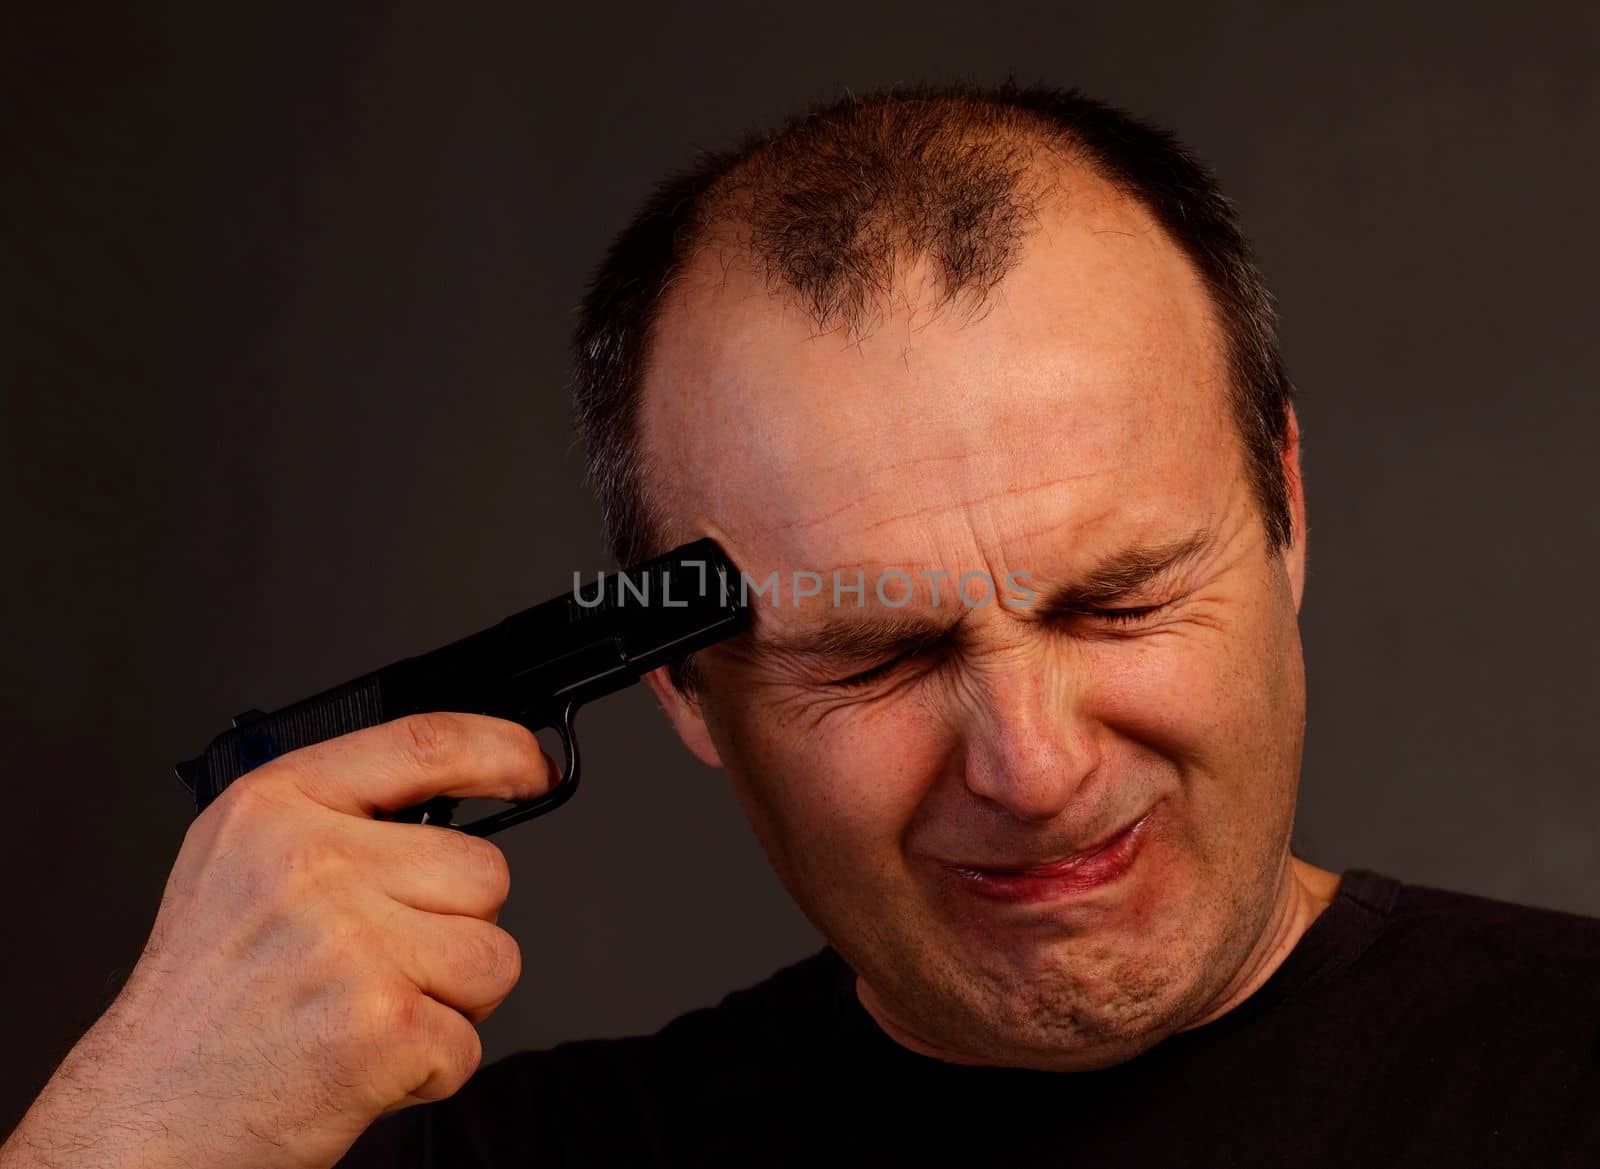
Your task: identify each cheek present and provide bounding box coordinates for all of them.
[713,689,956,873]
[1089,621,1288,779]
[1084,626,1296,902]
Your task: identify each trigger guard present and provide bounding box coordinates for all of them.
[456,701,583,837]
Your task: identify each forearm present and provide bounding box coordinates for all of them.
[1,1009,189,1169]
[4,998,389,1169]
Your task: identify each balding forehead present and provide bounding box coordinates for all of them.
[638,179,1230,549]
[683,152,1133,342]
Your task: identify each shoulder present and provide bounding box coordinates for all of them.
[493,945,848,1085]
[1317,873,1600,1159]
[639,944,852,1063]
[1357,870,1600,968]
[1334,869,1600,1022]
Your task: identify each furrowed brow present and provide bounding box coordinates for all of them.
[744,528,1212,664]
[1034,528,1213,614]
[750,612,961,665]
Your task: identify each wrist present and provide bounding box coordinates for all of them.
[1,1010,183,1169]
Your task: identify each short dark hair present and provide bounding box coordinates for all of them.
[573,80,1296,576]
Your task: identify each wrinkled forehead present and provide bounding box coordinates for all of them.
[637,181,1239,576]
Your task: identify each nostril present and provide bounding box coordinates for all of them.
[961,724,1102,822]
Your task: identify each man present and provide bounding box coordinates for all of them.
[3,84,1596,1169]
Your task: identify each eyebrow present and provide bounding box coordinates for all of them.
[749,527,1213,665]
[1030,527,1212,617]
[752,611,960,665]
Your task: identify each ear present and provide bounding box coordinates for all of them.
[1281,404,1308,612]
[643,665,725,769]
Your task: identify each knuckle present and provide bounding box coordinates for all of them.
[464,837,512,904]
[275,831,344,890]
[485,926,522,991]
[362,983,429,1044]
[449,1022,484,1085]
[398,712,457,772]
[315,980,405,1075]
[467,923,519,983]
[327,982,486,1105]
[204,763,322,853]
[310,903,372,963]
[448,925,507,986]
[202,775,275,843]
[426,1011,483,1094]
[391,995,481,1103]
[239,828,348,906]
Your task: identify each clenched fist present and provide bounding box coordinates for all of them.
[1,712,554,1169]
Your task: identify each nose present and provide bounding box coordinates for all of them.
[959,649,1102,822]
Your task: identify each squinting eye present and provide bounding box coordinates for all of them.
[1083,604,1165,625]
[827,656,908,690]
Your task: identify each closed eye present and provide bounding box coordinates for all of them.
[824,639,958,689]
[827,653,917,690]
[821,605,1167,688]
[1079,603,1167,626]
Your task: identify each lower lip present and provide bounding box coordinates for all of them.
[943,813,1152,904]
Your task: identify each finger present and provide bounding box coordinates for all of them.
[388,907,523,1023]
[354,817,513,919]
[260,712,557,818]
[389,992,486,1106]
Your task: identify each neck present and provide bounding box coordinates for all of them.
[1176,855,1341,1032]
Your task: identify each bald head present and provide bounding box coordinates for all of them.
[694,96,1065,340]
[573,83,1294,574]
[642,165,1232,564]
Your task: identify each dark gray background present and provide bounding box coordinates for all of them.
[3,0,1597,1135]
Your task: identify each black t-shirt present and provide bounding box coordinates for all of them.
[338,871,1600,1167]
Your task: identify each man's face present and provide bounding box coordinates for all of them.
[639,171,1309,1070]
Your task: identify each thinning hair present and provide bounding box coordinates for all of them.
[572,83,1296,686]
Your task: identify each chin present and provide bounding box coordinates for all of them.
[918,925,1200,1068]
[1011,866,1274,1061]
[850,837,1257,1070]
[982,934,1219,1068]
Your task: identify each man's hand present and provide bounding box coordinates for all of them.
[0,713,554,1169]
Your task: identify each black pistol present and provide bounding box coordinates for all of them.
[175,538,747,836]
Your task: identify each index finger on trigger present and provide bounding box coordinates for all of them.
[264,711,558,818]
